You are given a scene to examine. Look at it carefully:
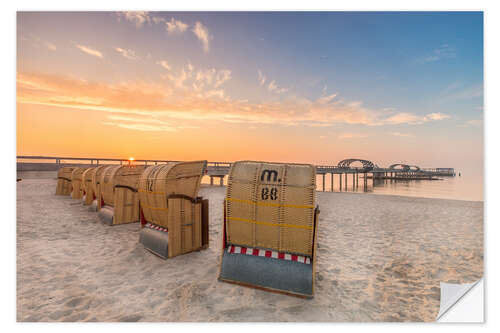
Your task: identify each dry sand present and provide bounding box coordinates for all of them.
[17,173,483,322]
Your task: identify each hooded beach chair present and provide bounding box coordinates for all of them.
[90,165,111,211]
[138,161,209,259]
[70,167,88,199]
[55,166,76,195]
[81,167,96,205]
[218,161,320,298]
[97,165,147,225]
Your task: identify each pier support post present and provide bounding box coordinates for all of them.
[339,173,342,191]
[210,176,214,186]
[356,172,359,187]
[220,176,224,186]
[345,173,348,191]
[322,174,325,191]
[330,173,333,191]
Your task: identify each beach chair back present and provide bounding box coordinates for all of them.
[138,161,209,259]
[98,165,147,225]
[70,167,87,199]
[219,160,319,298]
[55,166,75,195]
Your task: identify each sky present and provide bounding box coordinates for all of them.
[16,11,483,172]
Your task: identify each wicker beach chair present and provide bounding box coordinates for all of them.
[55,167,76,196]
[70,167,88,199]
[81,167,96,205]
[138,161,209,259]
[97,165,147,225]
[90,165,111,211]
[218,161,320,298]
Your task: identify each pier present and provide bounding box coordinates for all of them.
[16,156,455,193]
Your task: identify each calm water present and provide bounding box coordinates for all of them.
[315,172,483,202]
[202,172,483,202]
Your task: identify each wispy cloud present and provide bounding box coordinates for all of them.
[384,112,450,125]
[165,63,195,89]
[317,93,337,104]
[115,47,137,60]
[167,63,231,91]
[17,72,453,129]
[258,70,287,94]
[214,70,232,88]
[425,113,450,121]
[44,42,56,51]
[157,60,171,71]
[75,44,103,58]
[257,70,266,86]
[391,132,414,137]
[116,11,150,28]
[102,115,199,132]
[165,18,189,34]
[192,22,211,53]
[440,82,483,101]
[418,44,456,63]
[268,80,288,94]
[459,119,483,128]
[24,35,57,51]
[338,133,368,140]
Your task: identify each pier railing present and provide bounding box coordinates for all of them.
[16,155,453,177]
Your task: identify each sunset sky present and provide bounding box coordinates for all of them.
[16,12,483,171]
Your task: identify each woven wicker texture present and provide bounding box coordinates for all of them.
[226,161,316,256]
[167,198,203,257]
[70,167,88,199]
[92,165,111,208]
[99,165,147,224]
[55,167,75,195]
[138,161,207,229]
[82,167,96,205]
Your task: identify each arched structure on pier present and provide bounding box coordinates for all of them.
[337,159,375,172]
[389,163,420,172]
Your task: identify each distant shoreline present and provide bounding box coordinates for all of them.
[16,170,484,203]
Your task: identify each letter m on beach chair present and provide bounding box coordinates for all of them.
[219,161,320,298]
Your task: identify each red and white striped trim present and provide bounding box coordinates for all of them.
[145,223,168,233]
[227,245,311,265]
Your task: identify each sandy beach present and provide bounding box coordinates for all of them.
[17,172,483,322]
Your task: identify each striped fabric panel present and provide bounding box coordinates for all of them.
[227,245,311,265]
[145,223,168,233]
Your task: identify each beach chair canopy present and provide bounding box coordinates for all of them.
[138,161,207,229]
[70,167,88,199]
[98,165,148,225]
[138,161,208,259]
[225,160,316,256]
[55,167,76,195]
[82,167,96,205]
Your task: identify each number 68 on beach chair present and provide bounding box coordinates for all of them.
[219,161,320,298]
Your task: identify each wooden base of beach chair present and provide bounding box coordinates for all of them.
[219,201,320,298]
[139,198,209,259]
